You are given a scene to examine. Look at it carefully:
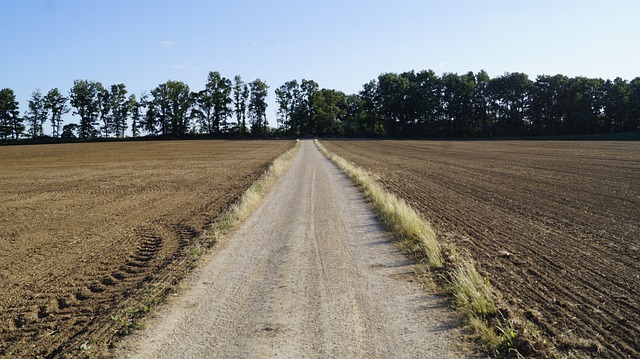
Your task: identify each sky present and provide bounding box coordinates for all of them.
[2,0,639,131]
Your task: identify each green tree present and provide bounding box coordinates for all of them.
[298,79,319,135]
[377,72,411,136]
[275,80,301,135]
[150,80,192,136]
[248,79,269,135]
[110,84,129,138]
[61,123,79,139]
[24,89,47,138]
[44,88,70,138]
[233,75,249,135]
[194,87,214,134]
[529,74,569,136]
[311,88,346,136]
[97,85,112,137]
[603,77,630,133]
[473,70,492,137]
[194,71,233,134]
[128,94,141,138]
[441,72,478,137]
[359,79,384,136]
[487,72,533,136]
[0,88,22,140]
[70,80,104,138]
[403,69,444,137]
[628,77,640,132]
[140,92,160,136]
[341,94,366,136]
[561,77,605,135]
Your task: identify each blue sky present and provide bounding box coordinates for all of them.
[2,0,639,130]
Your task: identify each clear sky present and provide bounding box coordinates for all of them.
[2,0,639,130]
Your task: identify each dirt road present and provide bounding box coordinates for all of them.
[116,140,462,358]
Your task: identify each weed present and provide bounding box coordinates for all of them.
[450,261,495,316]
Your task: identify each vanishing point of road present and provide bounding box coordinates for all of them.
[117,140,463,358]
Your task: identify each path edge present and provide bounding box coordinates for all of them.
[103,140,300,357]
[315,139,557,358]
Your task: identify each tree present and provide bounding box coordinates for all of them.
[233,75,249,135]
[312,88,346,136]
[24,89,48,138]
[298,79,319,135]
[44,88,69,138]
[359,79,384,136]
[413,69,443,137]
[472,70,492,137]
[487,72,533,136]
[193,88,214,134]
[529,74,568,136]
[0,88,22,140]
[70,80,104,138]
[150,80,192,136]
[341,94,366,136]
[248,79,269,135]
[97,85,112,137]
[275,80,301,135]
[194,71,233,134]
[128,94,141,138]
[560,76,605,135]
[140,92,160,136]
[110,84,129,138]
[377,72,411,137]
[441,72,477,137]
[61,123,79,139]
[628,77,640,132]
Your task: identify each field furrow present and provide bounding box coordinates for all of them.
[0,140,294,357]
[322,140,639,358]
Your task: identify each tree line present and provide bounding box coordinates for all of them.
[275,70,640,138]
[1,69,639,141]
[0,72,269,140]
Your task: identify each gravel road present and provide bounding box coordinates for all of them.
[116,140,463,358]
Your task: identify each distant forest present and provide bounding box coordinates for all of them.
[1,69,639,141]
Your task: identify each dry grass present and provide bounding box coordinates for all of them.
[315,140,444,269]
[208,140,300,241]
[450,261,495,316]
[315,139,555,358]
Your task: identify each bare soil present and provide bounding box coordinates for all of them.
[322,140,640,358]
[0,140,294,358]
[116,140,463,358]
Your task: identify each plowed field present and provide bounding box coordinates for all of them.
[321,140,639,358]
[0,140,294,358]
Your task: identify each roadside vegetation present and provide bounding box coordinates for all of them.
[316,140,556,358]
[207,139,300,242]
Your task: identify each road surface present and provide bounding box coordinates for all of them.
[116,140,463,358]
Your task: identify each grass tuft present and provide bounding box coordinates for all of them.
[450,261,495,316]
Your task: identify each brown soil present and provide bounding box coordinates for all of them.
[0,140,294,358]
[322,140,639,358]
